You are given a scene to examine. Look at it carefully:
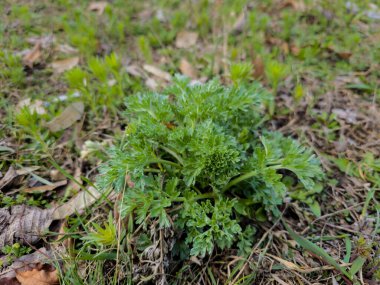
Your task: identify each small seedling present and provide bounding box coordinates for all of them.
[2,243,32,264]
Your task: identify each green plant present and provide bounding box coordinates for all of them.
[137,36,153,63]
[65,52,129,117]
[82,212,119,248]
[97,76,324,258]
[284,221,368,281]
[265,60,289,114]
[2,243,32,263]
[265,60,289,93]
[0,52,25,87]
[230,62,253,85]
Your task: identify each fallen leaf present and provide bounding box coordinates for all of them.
[125,65,144,78]
[280,42,289,54]
[280,0,306,11]
[16,265,58,285]
[17,99,46,115]
[290,45,301,56]
[108,79,117,86]
[88,1,108,15]
[0,166,18,191]
[138,9,154,21]
[252,56,265,79]
[50,57,79,73]
[231,10,246,35]
[67,165,82,192]
[266,36,284,46]
[0,277,20,284]
[337,51,352,60]
[16,167,41,176]
[27,35,55,49]
[55,44,78,54]
[179,58,198,79]
[175,31,198,48]
[45,102,84,132]
[23,180,67,194]
[326,46,352,60]
[145,78,159,90]
[0,248,54,282]
[52,186,102,219]
[332,108,357,124]
[23,43,42,67]
[143,64,172,81]
[0,206,54,248]
[190,256,202,266]
[49,170,65,182]
[155,9,166,21]
[267,254,303,271]
[0,186,102,247]
[0,166,40,191]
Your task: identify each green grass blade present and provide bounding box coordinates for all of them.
[348,256,366,278]
[343,237,352,263]
[283,221,351,279]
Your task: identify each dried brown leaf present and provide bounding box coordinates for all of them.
[337,51,352,60]
[138,9,154,21]
[55,44,78,54]
[52,186,101,220]
[281,42,289,54]
[0,166,40,191]
[16,265,58,285]
[27,35,55,49]
[50,57,79,73]
[22,180,67,194]
[49,170,65,182]
[0,278,20,284]
[290,45,301,56]
[143,64,172,81]
[0,166,18,191]
[0,206,54,248]
[45,102,84,132]
[252,56,265,79]
[280,0,306,11]
[88,1,108,15]
[67,165,82,192]
[231,10,246,35]
[175,31,198,49]
[16,167,41,176]
[16,99,46,115]
[145,78,159,90]
[332,108,357,124]
[125,65,144,78]
[189,256,202,266]
[179,58,198,79]
[268,254,303,271]
[0,248,54,283]
[22,43,42,67]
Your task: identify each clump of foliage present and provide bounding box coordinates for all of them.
[65,52,130,118]
[1,243,31,264]
[97,76,324,257]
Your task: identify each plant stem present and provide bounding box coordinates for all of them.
[223,171,257,191]
[144,168,161,173]
[150,159,181,168]
[159,145,184,165]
